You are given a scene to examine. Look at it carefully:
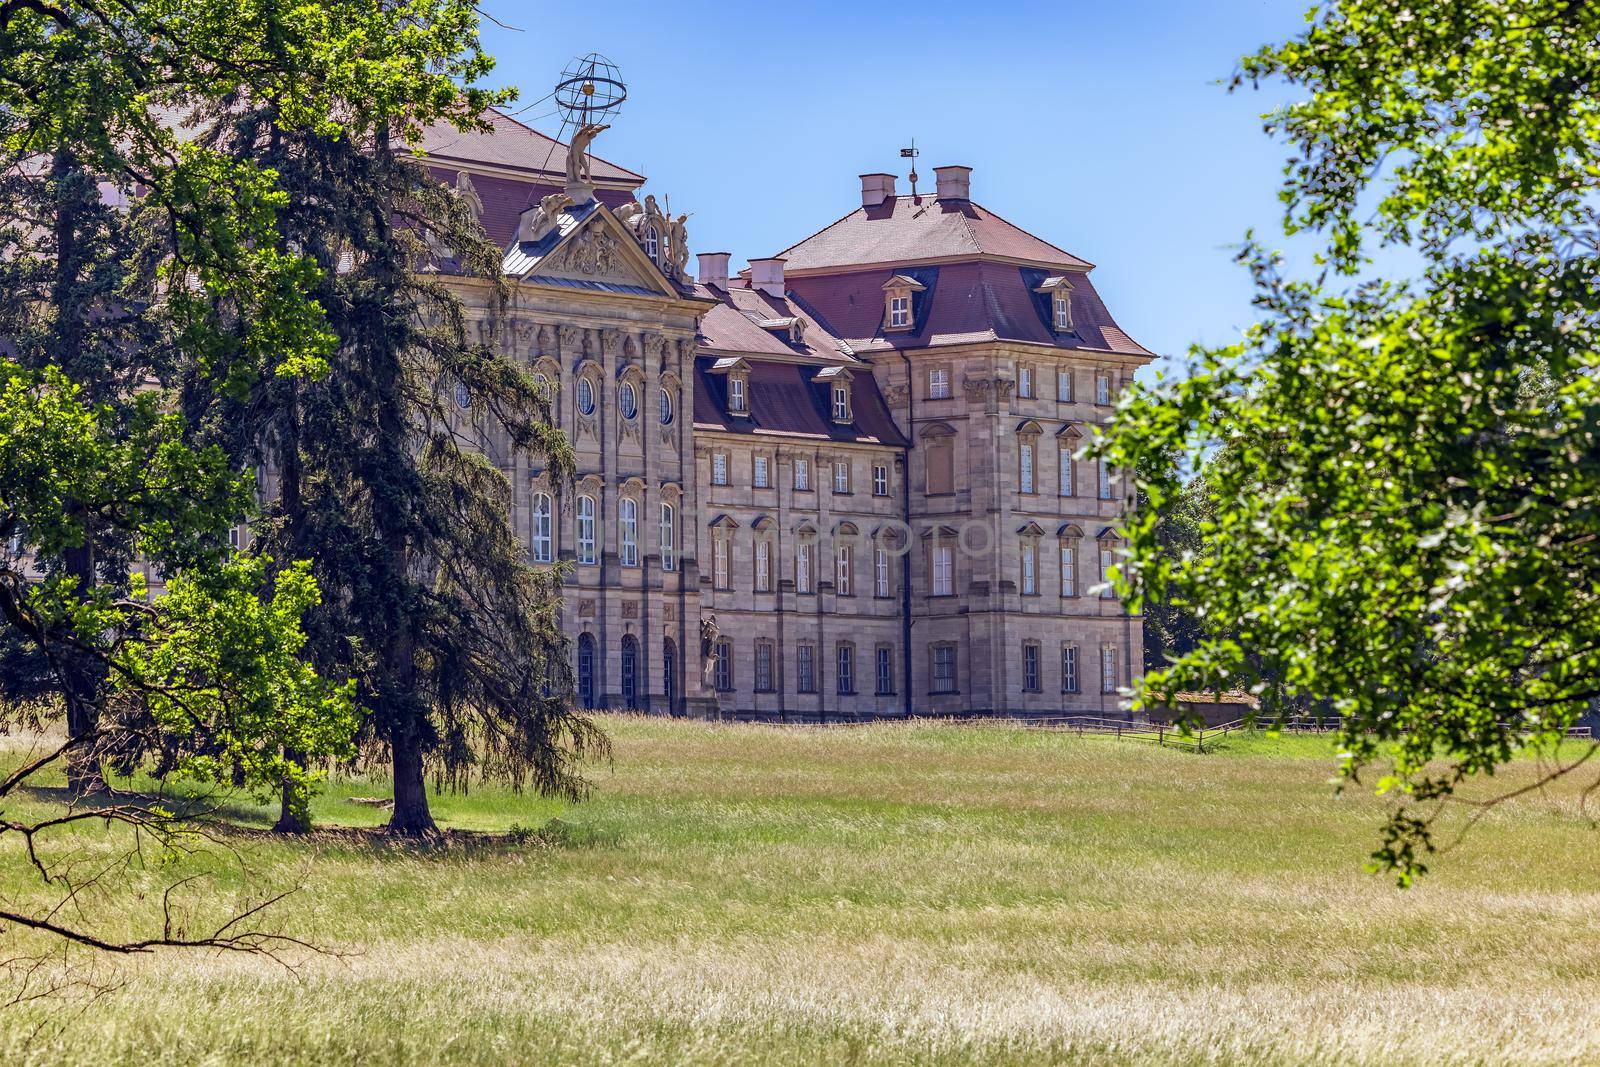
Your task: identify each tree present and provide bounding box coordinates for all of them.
[1095,0,1600,883]
[194,6,603,835]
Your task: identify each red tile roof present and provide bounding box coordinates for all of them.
[418,108,645,186]
[693,281,859,363]
[771,196,1092,274]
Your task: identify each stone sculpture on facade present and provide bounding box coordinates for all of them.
[518,191,574,244]
[565,122,610,202]
[454,170,484,223]
[700,614,720,684]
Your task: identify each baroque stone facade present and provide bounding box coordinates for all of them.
[431,113,1154,718]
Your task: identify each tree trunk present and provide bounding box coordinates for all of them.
[60,543,107,797]
[271,748,309,833]
[388,723,435,835]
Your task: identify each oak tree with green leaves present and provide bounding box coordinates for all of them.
[1096,0,1600,882]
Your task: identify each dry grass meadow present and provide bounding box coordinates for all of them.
[2,717,1600,1065]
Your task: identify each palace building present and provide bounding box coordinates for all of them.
[425,110,1154,718]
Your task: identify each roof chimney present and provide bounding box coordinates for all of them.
[749,257,787,298]
[697,251,731,289]
[860,172,897,208]
[934,165,972,202]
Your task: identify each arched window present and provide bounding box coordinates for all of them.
[619,498,638,567]
[643,225,659,262]
[659,387,675,425]
[576,495,596,565]
[621,635,639,709]
[577,634,597,709]
[577,376,596,415]
[660,502,676,572]
[619,380,638,420]
[662,638,677,714]
[532,492,553,563]
[454,381,471,410]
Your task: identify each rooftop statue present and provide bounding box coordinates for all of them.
[565,122,610,201]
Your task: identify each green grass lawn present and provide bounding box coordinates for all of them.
[2,717,1599,1066]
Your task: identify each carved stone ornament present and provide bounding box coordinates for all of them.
[577,413,598,441]
[559,325,584,358]
[578,599,597,617]
[882,382,909,405]
[620,419,642,446]
[566,227,621,277]
[664,603,677,622]
[660,425,677,451]
[621,601,639,620]
[519,191,573,244]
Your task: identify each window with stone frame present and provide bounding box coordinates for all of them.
[576,495,597,565]
[1054,290,1073,331]
[728,372,748,414]
[1021,539,1038,595]
[927,366,951,400]
[1101,644,1118,694]
[873,463,889,497]
[714,638,733,691]
[1018,364,1034,398]
[712,452,728,486]
[619,498,638,567]
[754,537,772,592]
[1096,371,1112,406]
[1060,542,1077,598]
[833,460,850,494]
[930,643,957,694]
[1057,366,1073,402]
[832,383,851,422]
[875,645,895,695]
[1099,544,1117,599]
[754,453,771,488]
[754,640,775,693]
[835,541,853,597]
[797,642,817,693]
[883,275,925,332]
[1059,448,1075,496]
[1062,645,1080,693]
[712,531,730,590]
[795,537,814,594]
[1022,641,1041,692]
[930,540,954,597]
[1098,459,1112,500]
[874,545,891,598]
[1020,441,1035,494]
[836,642,856,695]
[659,502,676,571]
[532,492,553,563]
[794,456,811,491]
[576,374,597,415]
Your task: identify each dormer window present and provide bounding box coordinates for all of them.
[1034,275,1076,334]
[813,366,854,423]
[881,274,927,332]
[710,357,752,417]
[760,316,806,346]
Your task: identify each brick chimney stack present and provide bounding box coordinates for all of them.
[934,165,973,202]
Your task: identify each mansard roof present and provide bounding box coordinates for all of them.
[420,109,645,187]
[786,260,1153,358]
[692,356,906,448]
[771,195,1092,275]
[692,278,858,363]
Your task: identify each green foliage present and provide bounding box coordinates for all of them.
[1095,0,1600,883]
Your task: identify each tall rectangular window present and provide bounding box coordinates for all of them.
[712,453,728,485]
[579,495,598,566]
[932,544,953,596]
[1101,645,1118,693]
[620,499,638,567]
[1100,547,1115,598]
[714,638,732,691]
[1062,646,1079,693]
[660,503,675,571]
[1098,460,1112,500]
[1018,365,1033,398]
[1020,443,1035,494]
[1021,542,1037,595]
[832,385,850,421]
[532,493,553,563]
[1060,545,1076,597]
[875,646,894,695]
[755,539,771,591]
[1058,367,1073,402]
[874,547,890,598]
[890,295,910,327]
[755,641,774,692]
[1096,372,1111,406]
[873,464,889,497]
[797,643,816,692]
[833,461,850,494]
[929,368,950,399]
[1023,643,1040,692]
[836,644,855,695]
[926,441,954,495]
[713,535,729,589]
[754,455,770,488]
[729,377,746,412]
[796,542,812,593]
[931,645,956,694]
[1059,451,1074,496]
[794,458,810,491]
[836,545,852,596]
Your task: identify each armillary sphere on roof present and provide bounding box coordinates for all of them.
[555,53,628,127]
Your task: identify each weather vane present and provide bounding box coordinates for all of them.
[901,139,920,198]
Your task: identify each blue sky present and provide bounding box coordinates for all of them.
[474,1,1313,372]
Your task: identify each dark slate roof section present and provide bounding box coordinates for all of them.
[427,167,634,247]
[1019,265,1086,345]
[785,261,1153,357]
[692,357,907,448]
[693,280,860,363]
[500,199,600,276]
